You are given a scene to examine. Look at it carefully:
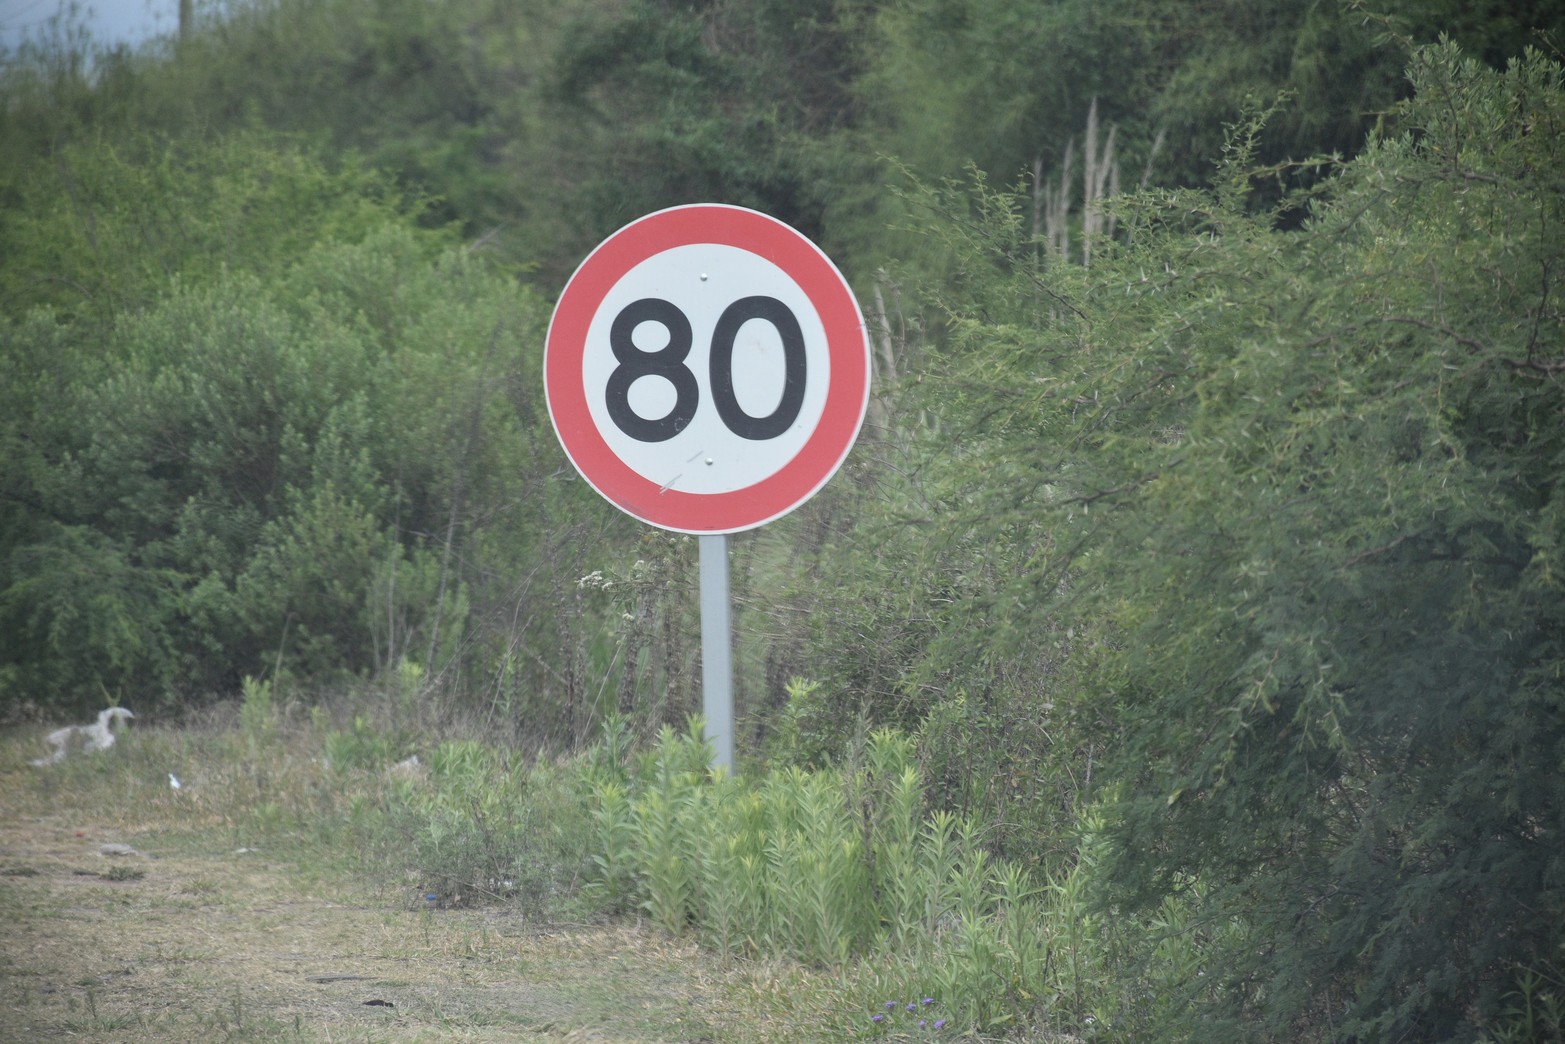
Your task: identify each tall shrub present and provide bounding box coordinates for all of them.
[896,43,1565,1039]
[0,132,577,713]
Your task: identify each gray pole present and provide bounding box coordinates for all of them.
[698,533,734,771]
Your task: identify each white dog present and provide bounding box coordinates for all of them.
[30,707,135,767]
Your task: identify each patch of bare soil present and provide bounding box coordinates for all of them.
[0,809,783,1042]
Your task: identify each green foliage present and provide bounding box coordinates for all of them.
[585,722,1220,1036]
[532,0,877,282]
[889,42,1565,1040]
[236,674,278,751]
[400,739,528,902]
[1485,959,1565,1044]
[0,0,546,240]
[7,0,1561,292]
[0,523,184,712]
[589,721,899,964]
[0,132,423,323]
[861,0,1165,185]
[323,714,409,772]
[0,131,575,714]
[5,7,1565,1038]
[768,676,842,767]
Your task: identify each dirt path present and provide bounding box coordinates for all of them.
[0,805,798,1042]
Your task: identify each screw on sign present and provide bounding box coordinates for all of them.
[544,204,871,535]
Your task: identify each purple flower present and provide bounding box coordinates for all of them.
[934,1019,947,1029]
[922,997,936,1006]
[885,1001,897,1010]
[919,1019,928,1029]
[872,1013,885,1023]
[907,1003,917,1012]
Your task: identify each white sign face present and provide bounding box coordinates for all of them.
[580,243,832,497]
[545,205,870,534]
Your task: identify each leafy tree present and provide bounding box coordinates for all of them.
[0,131,418,323]
[891,42,1564,1038]
[535,0,878,274]
[0,132,585,716]
[848,0,1565,282]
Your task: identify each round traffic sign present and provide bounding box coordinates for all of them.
[545,204,870,534]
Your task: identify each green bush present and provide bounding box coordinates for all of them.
[0,133,577,714]
[585,720,1223,1037]
[885,42,1565,1040]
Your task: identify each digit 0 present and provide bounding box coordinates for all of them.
[606,296,807,443]
[710,296,806,441]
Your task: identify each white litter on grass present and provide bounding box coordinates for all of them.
[99,843,139,857]
[387,754,427,781]
[169,773,182,790]
[29,707,135,767]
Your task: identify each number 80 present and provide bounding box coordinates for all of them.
[605,295,807,443]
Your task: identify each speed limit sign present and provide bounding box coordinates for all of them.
[545,204,870,534]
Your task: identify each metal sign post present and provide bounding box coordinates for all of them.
[698,534,734,770]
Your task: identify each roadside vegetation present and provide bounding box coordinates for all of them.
[3,1,1563,1039]
[1,679,1221,1040]
[0,686,840,1042]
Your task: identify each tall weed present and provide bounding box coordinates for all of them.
[584,720,1230,1039]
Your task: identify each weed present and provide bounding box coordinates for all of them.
[0,697,840,1042]
[1487,964,1565,1043]
[581,718,1229,1039]
[1,678,1223,1042]
[237,675,278,751]
[101,864,145,882]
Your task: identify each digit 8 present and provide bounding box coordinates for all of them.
[605,298,699,442]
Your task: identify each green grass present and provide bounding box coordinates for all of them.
[0,688,845,1042]
[0,682,1260,1042]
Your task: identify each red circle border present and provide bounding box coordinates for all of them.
[545,205,869,534]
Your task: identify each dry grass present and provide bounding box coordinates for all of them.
[0,720,843,1043]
